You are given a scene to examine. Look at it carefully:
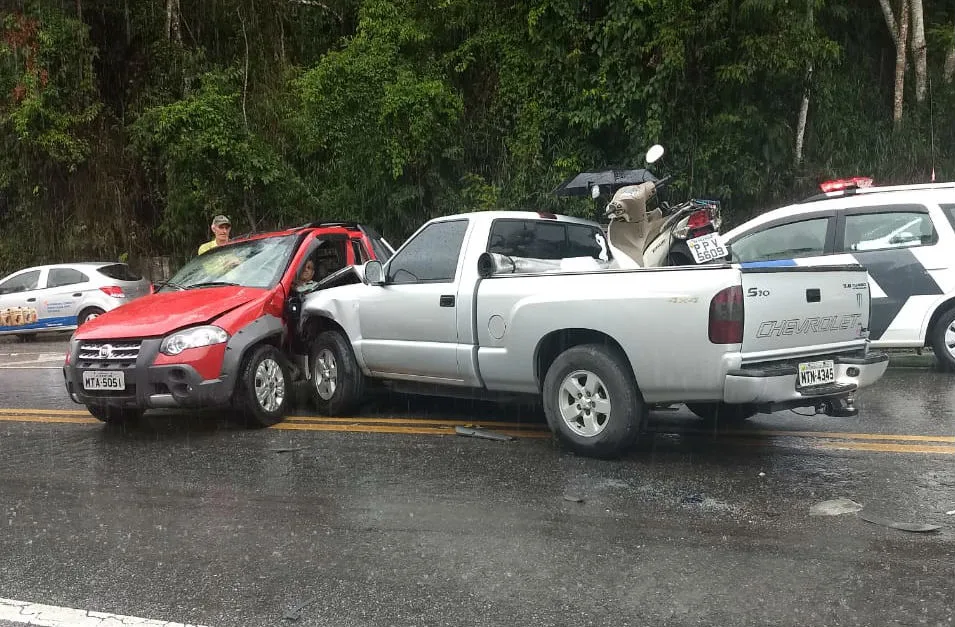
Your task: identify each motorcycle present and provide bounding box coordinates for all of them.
[553,145,727,268]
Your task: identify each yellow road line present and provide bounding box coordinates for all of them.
[741,429,955,444]
[285,415,547,430]
[700,436,955,455]
[0,414,99,425]
[815,441,955,454]
[272,421,551,438]
[0,409,952,452]
[0,408,90,415]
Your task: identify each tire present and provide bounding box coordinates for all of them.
[78,307,105,326]
[541,344,644,459]
[686,402,758,426]
[235,344,292,427]
[930,306,955,373]
[309,330,365,416]
[87,404,142,425]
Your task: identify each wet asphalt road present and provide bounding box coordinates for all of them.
[0,336,953,626]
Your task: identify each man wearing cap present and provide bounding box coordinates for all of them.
[198,215,232,255]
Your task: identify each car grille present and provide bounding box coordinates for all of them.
[78,341,142,368]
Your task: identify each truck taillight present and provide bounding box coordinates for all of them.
[708,285,744,344]
[100,286,125,298]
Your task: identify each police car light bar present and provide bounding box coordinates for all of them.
[819,176,874,193]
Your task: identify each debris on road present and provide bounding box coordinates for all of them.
[269,446,311,453]
[563,495,585,503]
[681,494,705,505]
[454,425,515,442]
[946,510,955,516]
[810,498,864,516]
[860,511,942,533]
[283,596,319,621]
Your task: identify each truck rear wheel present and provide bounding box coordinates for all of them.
[310,330,365,416]
[929,306,955,372]
[87,404,142,425]
[542,344,644,459]
[236,344,291,427]
[686,402,757,425]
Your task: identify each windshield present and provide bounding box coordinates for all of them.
[160,234,300,291]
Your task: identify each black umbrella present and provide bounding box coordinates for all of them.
[552,168,659,197]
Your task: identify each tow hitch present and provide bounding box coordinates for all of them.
[817,395,858,418]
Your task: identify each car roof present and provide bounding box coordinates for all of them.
[2,261,119,275]
[723,185,955,240]
[428,210,602,227]
[227,222,372,246]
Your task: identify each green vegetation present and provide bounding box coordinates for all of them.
[2,0,953,273]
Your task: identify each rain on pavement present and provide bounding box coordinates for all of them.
[0,335,953,626]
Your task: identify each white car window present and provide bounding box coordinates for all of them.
[0,270,41,295]
[730,218,829,262]
[843,211,935,252]
[48,268,90,289]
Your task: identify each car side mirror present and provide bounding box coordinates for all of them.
[364,260,385,285]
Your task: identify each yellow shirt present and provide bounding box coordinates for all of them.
[198,239,218,255]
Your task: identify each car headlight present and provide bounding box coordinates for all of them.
[160,325,229,356]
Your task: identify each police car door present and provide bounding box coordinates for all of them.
[835,204,946,344]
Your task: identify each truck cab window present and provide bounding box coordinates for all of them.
[487,219,608,260]
[387,219,469,284]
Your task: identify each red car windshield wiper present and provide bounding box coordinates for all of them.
[186,281,241,289]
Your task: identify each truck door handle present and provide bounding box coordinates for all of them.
[806,288,821,303]
[73,293,82,298]
[439,295,455,307]
[26,297,37,302]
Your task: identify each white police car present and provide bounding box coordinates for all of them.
[721,177,955,371]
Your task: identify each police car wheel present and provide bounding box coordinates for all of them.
[930,306,955,372]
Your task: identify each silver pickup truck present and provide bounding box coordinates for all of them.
[298,211,889,458]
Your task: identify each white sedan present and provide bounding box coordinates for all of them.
[0,262,152,341]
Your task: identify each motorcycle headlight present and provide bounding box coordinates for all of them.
[160,325,229,356]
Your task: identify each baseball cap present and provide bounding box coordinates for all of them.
[212,214,231,227]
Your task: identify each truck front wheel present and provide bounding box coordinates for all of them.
[310,330,365,416]
[542,344,644,459]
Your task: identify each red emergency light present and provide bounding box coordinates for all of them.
[819,176,873,193]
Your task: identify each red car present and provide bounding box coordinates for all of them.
[62,222,394,426]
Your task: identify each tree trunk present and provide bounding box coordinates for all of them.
[893,0,909,123]
[795,0,813,166]
[945,21,955,84]
[909,0,926,101]
[165,0,181,44]
[878,0,899,48]
[795,64,812,166]
[76,0,83,21]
